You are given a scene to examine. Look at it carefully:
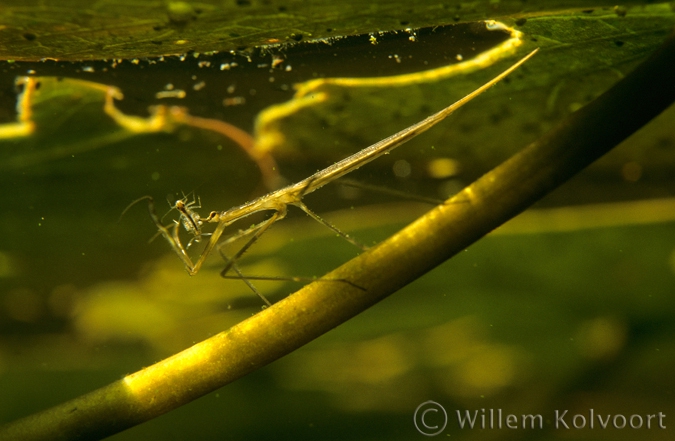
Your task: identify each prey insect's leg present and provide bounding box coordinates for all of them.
[124,196,196,269]
[120,195,154,223]
[121,196,174,245]
[295,201,368,251]
[150,198,198,270]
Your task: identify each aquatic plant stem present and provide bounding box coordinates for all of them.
[1,31,674,441]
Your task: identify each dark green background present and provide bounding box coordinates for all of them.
[0,2,674,440]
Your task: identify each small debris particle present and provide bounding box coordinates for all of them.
[427,158,461,179]
[614,6,627,17]
[621,162,642,182]
[156,89,186,99]
[223,96,246,106]
[393,160,411,178]
[167,1,196,24]
[271,55,284,68]
[220,62,238,70]
[405,28,417,42]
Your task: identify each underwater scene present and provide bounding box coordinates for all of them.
[0,2,674,440]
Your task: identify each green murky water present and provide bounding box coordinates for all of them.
[1,8,675,440]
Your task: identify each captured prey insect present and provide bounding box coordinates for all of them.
[125,192,209,247]
[129,48,538,305]
[173,194,210,249]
